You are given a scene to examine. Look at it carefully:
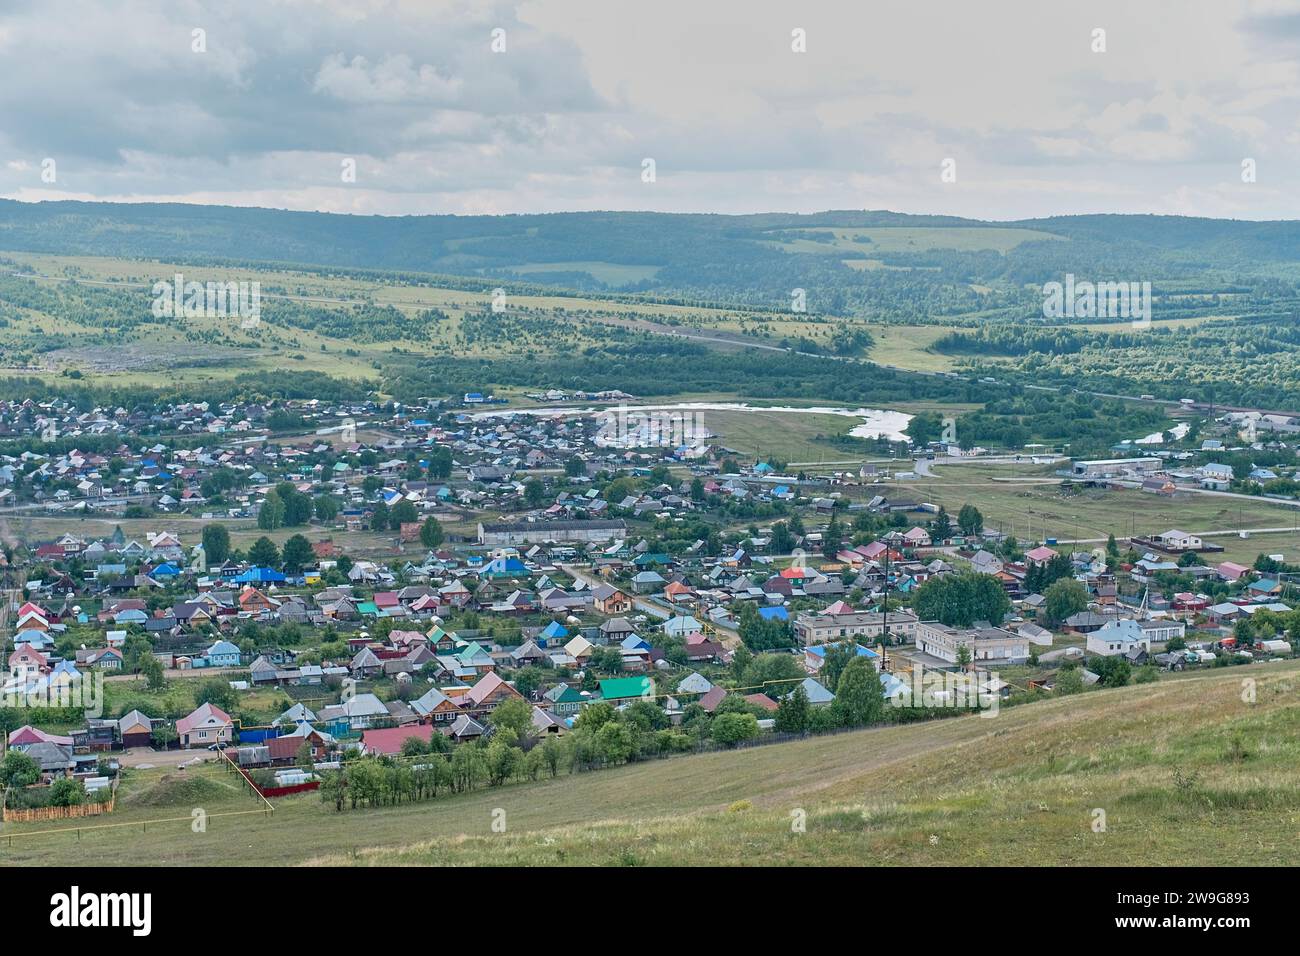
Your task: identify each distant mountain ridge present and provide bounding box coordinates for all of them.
[3,199,1299,310]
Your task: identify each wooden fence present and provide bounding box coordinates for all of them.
[3,794,115,823]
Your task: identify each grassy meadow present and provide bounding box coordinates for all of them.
[3,662,1298,866]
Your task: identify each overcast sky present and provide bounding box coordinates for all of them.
[4,0,1300,220]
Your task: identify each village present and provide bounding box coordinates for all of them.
[1,386,1297,823]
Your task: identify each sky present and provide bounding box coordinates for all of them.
[4,0,1300,220]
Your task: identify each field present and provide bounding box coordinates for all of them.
[694,407,862,463]
[907,463,1300,543]
[3,662,1297,866]
[0,251,802,389]
[759,225,1067,256]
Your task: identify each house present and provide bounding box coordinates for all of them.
[8,644,49,683]
[914,621,1030,665]
[781,677,835,707]
[531,706,566,735]
[599,618,636,642]
[350,647,383,679]
[8,725,74,751]
[117,710,155,748]
[902,527,932,548]
[410,687,464,724]
[361,723,437,756]
[25,741,75,781]
[82,647,124,670]
[176,702,234,748]
[598,676,654,704]
[1086,619,1152,657]
[462,671,524,716]
[204,639,242,668]
[319,693,390,730]
[662,615,703,640]
[448,713,486,741]
[1197,463,1234,490]
[264,724,334,763]
[1154,529,1202,552]
[675,672,713,696]
[592,583,632,615]
[794,609,919,645]
[543,683,587,716]
[1217,561,1252,582]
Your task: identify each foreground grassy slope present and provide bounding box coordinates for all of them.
[3,663,1297,866]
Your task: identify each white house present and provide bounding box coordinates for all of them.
[1086,619,1152,657]
[1154,529,1202,551]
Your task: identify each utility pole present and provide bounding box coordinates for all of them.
[882,547,890,647]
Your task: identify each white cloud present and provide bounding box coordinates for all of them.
[2,0,1300,218]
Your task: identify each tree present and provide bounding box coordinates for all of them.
[487,697,534,744]
[906,413,940,446]
[817,642,857,692]
[1043,578,1088,623]
[594,720,634,764]
[314,494,341,523]
[48,777,87,807]
[739,652,805,691]
[427,446,453,480]
[774,683,810,733]
[830,657,884,727]
[736,602,795,651]
[524,478,547,508]
[248,536,280,569]
[195,679,239,713]
[512,667,541,698]
[1054,664,1084,695]
[1026,552,1074,594]
[485,739,523,786]
[913,572,1012,628]
[565,456,586,478]
[769,521,794,555]
[0,750,40,788]
[450,745,487,792]
[823,516,843,558]
[139,652,166,690]
[370,501,390,532]
[712,712,760,746]
[957,503,984,537]
[419,516,445,550]
[389,499,418,528]
[1089,655,1132,687]
[690,477,705,501]
[295,739,314,770]
[274,482,314,526]
[201,524,231,565]
[930,507,952,542]
[257,489,285,530]
[541,735,567,777]
[955,644,972,671]
[282,534,314,574]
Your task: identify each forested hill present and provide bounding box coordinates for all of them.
[4,199,1300,315]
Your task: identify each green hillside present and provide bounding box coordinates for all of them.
[5,662,1297,867]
